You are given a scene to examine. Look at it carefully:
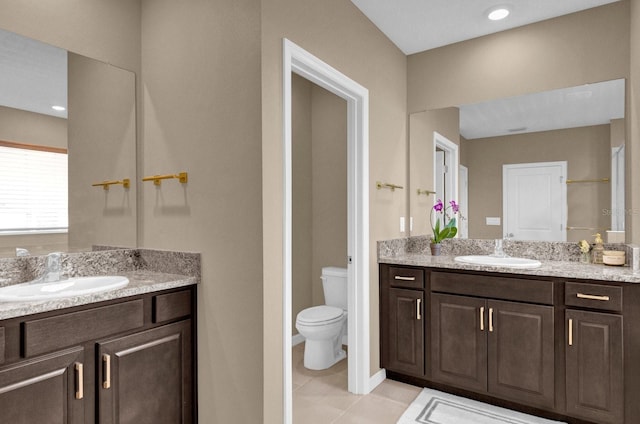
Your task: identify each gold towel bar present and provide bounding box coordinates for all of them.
[566,178,609,184]
[92,179,130,190]
[567,226,608,231]
[417,188,436,196]
[376,181,403,191]
[142,172,188,186]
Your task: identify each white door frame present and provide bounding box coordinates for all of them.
[433,131,459,207]
[283,39,370,423]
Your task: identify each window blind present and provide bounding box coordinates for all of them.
[0,145,68,233]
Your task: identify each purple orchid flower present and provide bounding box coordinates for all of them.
[449,200,459,213]
[433,199,444,212]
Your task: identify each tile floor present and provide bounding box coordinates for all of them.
[292,343,421,423]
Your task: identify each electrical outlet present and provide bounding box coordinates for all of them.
[400,217,405,233]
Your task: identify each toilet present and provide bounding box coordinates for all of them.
[295,267,348,370]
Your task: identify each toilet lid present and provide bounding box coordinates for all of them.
[297,305,344,326]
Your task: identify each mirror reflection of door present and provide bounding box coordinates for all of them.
[503,161,567,241]
[433,132,459,230]
[459,165,469,239]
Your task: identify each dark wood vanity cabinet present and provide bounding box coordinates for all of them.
[380,266,425,378]
[380,264,640,424]
[431,279,555,410]
[0,347,85,424]
[97,320,193,424]
[0,286,196,424]
[565,282,624,424]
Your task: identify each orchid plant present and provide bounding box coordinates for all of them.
[430,199,459,244]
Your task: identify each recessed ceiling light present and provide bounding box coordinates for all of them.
[487,7,510,21]
[51,105,66,111]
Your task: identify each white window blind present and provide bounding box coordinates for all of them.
[0,145,68,233]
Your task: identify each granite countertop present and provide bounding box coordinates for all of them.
[0,270,197,321]
[379,253,640,284]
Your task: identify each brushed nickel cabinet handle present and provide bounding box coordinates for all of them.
[416,299,422,320]
[577,293,610,301]
[489,308,494,332]
[102,354,111,389]
[75,362,84,400]
[480,307,485,331]
[394,276,416,281]
[568,319,573,346]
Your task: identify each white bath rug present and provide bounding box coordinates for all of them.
[397,388,566,424]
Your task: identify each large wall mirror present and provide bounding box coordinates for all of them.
[409,79,626,243]
[0,28,136,257]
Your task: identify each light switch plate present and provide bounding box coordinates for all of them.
[486,217,501,226]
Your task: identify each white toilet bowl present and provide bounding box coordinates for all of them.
[295,305,347,370]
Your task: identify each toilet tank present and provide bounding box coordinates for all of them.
[321,267,348,310]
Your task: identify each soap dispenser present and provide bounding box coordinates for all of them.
[592,233,604,264]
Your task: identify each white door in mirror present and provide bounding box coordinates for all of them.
[0,276,129,302]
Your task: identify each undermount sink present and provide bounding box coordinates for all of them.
[454,255,542,269]
[0,275,129,302]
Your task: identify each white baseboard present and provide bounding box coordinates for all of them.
[292,333,305,346]
[368,368,387,392]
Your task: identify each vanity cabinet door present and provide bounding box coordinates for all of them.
[431,293,487,392]
[97,320,193,424]
[487,300,555,409]
[0,347,84,424]
[566,310,623,424]
[383,288,425,377]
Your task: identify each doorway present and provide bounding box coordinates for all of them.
[503,161,567,241]
[433,131,459,212]
[283,39,370,424]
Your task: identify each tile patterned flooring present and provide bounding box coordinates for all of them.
[292,343,421,423]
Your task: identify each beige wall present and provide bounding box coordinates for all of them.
[409,108,460,236]
[292,75,314,332]
[67,53,137,252]
[464,125,611,242]
[140,1,263,423]
[292,75,348,333]
[0,106,67,148]
[262,0,407,421]
[629,0,640,242]
[408,2,629,112]
[0,0,140,71]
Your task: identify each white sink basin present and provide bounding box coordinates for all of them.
[454,255,542,269]
[0,276,129,302]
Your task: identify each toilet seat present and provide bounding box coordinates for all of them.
[296,305,344,326]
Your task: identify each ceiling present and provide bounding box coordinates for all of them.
[350,0,621,55]
[0,28,67,119]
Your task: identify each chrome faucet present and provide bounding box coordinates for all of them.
[41,252,63,283]
[491,239,510,258]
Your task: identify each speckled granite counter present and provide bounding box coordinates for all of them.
[378,236,640,284]
[379,253,640,284]
[0,248,200,320]
[0,270,197,320]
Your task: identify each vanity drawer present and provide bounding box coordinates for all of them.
[431,271,554,305]
[22,299,144,357]
[153,289,192,323]
[388,266,424,289]
[565,282,622,312]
